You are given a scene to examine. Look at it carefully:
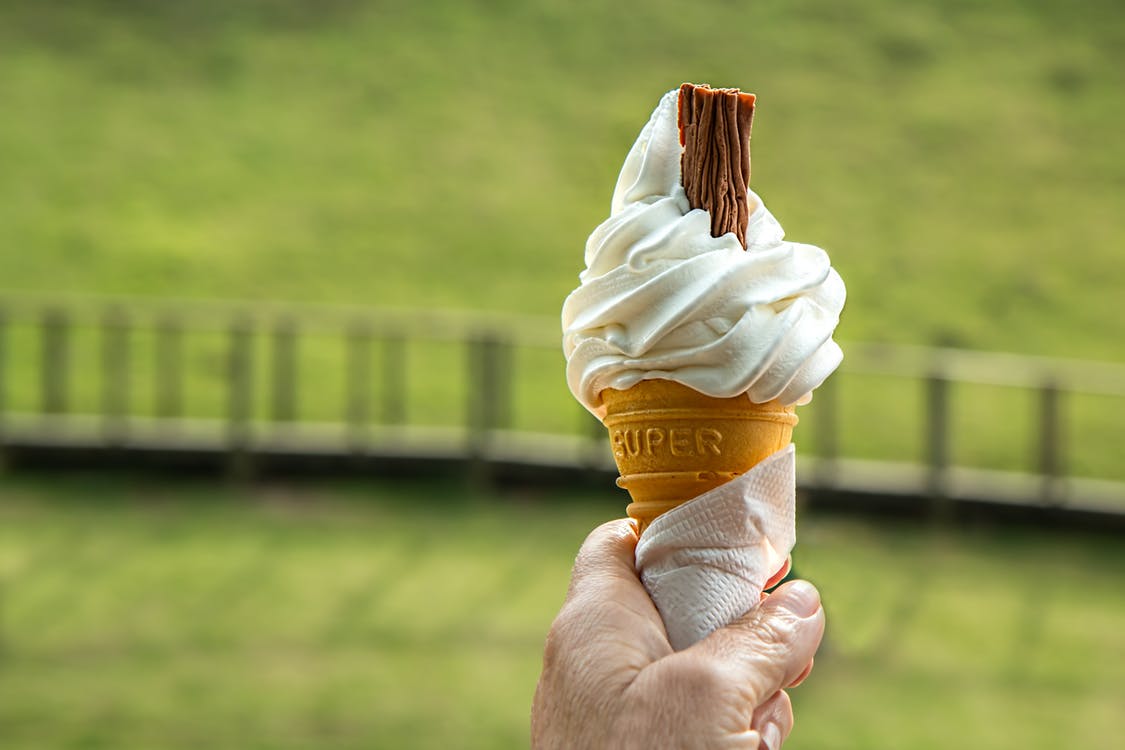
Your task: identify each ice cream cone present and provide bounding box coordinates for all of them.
[599,379,797,532]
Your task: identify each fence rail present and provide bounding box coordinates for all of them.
[0,294,1123,524]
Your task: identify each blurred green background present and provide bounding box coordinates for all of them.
[2,0,1123,355]
[1,0,1123,748]
[1,477,1122,749]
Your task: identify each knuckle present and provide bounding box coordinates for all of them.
[569,521,628,586]
[542,603,584,668]
[777,688,793,715]
[541,621,565,670]
[545,603,580,649]
[543,595,613,665]
[753,608,803,648]
[767,689,794,727]
[579,518,631,557]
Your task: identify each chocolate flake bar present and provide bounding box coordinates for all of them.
[678,83,756,248]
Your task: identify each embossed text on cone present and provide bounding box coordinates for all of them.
[600,380,796,531]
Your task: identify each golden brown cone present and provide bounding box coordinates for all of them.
[599,380,797,532]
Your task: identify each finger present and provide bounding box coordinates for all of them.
[787,657,814,688]
[751,690,793,750]
[555,519,670,663]
[687,580,825,709]
[764,557,792,591]
[717,690,792,750]
[566,518,640,599]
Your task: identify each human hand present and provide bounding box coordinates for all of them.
[531,519,825,750]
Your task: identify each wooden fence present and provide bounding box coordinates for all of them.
[0,295,1122,523]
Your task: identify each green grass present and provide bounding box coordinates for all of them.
[1,475,1123,749]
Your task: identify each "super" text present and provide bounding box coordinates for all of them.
[611,427,722,459]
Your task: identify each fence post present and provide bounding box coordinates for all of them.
[155,313,183,421]
[813,374,839,489]
[101,305,131,445]
[0,307,6,470]
[382,334,406,426]
[926,369,951,518]
[1038,379,1065,505]
[227,315,253,477]
[270,316,298,424]
[467,333,509,475]
[41,308,70,417]
[345,319,372,452]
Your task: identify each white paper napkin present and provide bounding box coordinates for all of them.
[634,445,796,651]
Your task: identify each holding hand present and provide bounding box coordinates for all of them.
[532,519,825,750]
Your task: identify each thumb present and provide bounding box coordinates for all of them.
[687,580,825,709]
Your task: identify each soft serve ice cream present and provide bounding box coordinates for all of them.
[562,89,845,415]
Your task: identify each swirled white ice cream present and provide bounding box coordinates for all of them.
[562,89,846,416]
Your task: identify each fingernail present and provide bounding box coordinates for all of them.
[773,580,820,618]
[759,721,782,750]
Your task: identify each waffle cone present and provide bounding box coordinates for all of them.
[600,380,797,531]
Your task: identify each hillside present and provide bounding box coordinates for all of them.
[1,0,1123,361]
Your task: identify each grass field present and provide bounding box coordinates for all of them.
[1,474,1123,749]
